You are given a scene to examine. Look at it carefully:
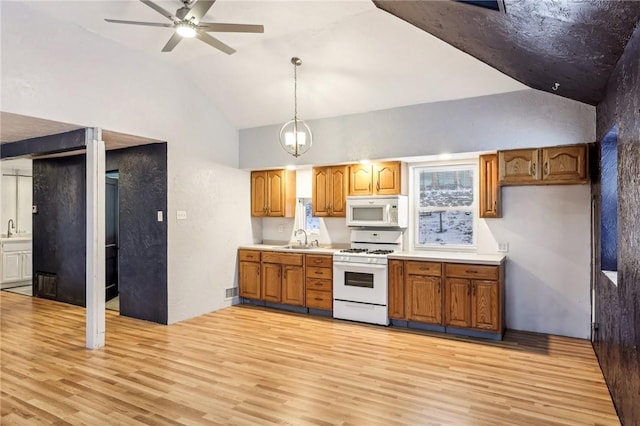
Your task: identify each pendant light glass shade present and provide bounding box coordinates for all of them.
[279,57,312,158]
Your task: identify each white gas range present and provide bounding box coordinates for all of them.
[333,229,403,326]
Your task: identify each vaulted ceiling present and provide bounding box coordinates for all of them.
[2,0,639,145]
[374,0,640,105]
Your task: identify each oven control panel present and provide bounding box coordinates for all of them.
[333,255,388,265]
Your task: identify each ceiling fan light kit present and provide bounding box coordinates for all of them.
[279,57,312,158]
[105,0,264,54]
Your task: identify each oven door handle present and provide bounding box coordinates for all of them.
[333,262,388,270]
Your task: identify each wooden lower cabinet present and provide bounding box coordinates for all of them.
[389,258,504,338]
[261,262,282,302]
[239,250,261,300]
[281,265,305,306]
[305,254,333,310]
[444,278,471,328]
[406,274,442,324]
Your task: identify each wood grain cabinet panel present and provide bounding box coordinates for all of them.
[238,250,261,300]
[304,254,333,311]
[406,274,442,324]
[498,149,540,185]
[472,280,500,331]
[542,145,588,183]
[444,278,472,328]
[261,262,282,303]
[348,161,403,196]
[313,166,348,217]
[251,170,296,217]
[479,153,501,218]
[282,265,304,306]
[388,259,405,320]
[406,261,441,277]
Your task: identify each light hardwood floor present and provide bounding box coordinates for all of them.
[0,292,618,425]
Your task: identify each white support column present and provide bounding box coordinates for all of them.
[86,128,106,349]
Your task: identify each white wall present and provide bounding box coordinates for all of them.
[1,2,255,323]
[243,91,596,339]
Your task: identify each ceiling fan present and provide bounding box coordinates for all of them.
[105,0,264,55]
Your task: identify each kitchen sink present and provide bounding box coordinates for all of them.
[274,245,319,250]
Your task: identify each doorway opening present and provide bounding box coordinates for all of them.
[105,171,119,311]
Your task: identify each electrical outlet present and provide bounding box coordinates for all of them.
[278,225,284,233]
[176,210,187,220]
[497,242,509,253]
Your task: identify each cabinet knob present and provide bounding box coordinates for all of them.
[544,161,549,175]
[530,162,536,176]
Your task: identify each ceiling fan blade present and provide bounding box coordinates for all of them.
[161,32,183,52]
[105,19,172,28]
[195,31,236,55]
[198,23,264,33]
[187,0,216,21]
[139,0,176,21]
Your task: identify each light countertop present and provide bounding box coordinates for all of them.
[239,244,338,255]
[389,251,505,265]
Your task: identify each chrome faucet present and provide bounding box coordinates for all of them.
[295,228,308,246]
[7,219,15,238]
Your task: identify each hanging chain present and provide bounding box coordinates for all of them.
[293,60,298,121]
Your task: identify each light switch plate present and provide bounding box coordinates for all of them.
[157,211,163,222]
[177,210,188,220]
[497,242,509,253]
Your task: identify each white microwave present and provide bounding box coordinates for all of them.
[346,195,408,228]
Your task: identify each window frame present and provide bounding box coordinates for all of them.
[295,198,320,236]
[409,160,479,252]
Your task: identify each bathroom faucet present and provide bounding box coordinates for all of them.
[7,219,15,238]
[295,229,308,246]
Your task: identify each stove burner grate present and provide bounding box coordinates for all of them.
[340,248,369,253]
[368,250,395,255]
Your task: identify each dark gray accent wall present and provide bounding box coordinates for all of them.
[1,129,86,159]
[107,144,168,324]
[593,23,640,426]
[32,142,168,324]
[33,155,87,306]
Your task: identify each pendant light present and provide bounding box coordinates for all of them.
[279,57,312,158]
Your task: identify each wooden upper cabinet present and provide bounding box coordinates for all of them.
[348,161,403,196]
[251,169,296,217]
[479,154,501,218]
[313,166,348,217]
[374,162,402,195]
[498,149,540,185]
[542,145,588,183]
[498,144,588,186]
[349,164,373,196]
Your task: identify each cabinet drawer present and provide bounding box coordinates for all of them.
[406,261,442,277]
[306,254,332,268]
[445,263,498,280]
[238,249,261,262]
[262,252,303,266]
[306,289,333,310]
[306,266,332,280]
[306,278,332,292]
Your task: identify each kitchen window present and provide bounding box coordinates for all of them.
[412,163,477,249]
[296,198,319,235]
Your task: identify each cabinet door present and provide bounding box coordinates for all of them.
[267,170,285,217]
[388,259,405,320]
[542,145,587,183]
[282,265,305,306]
[261,263,281,303]
[250,171,267,217]
[472,280,500,331]
[21,251,32,280]
[479,154,501,218]
[312,167,329,217]
[406,274,442,324]
[349,164,373,196]
[328,166,348,217]
[498,149,540,185]
[2,251,22,283]
[239,261,261,299]
[445,278,471,328]
[374,162,401,195]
